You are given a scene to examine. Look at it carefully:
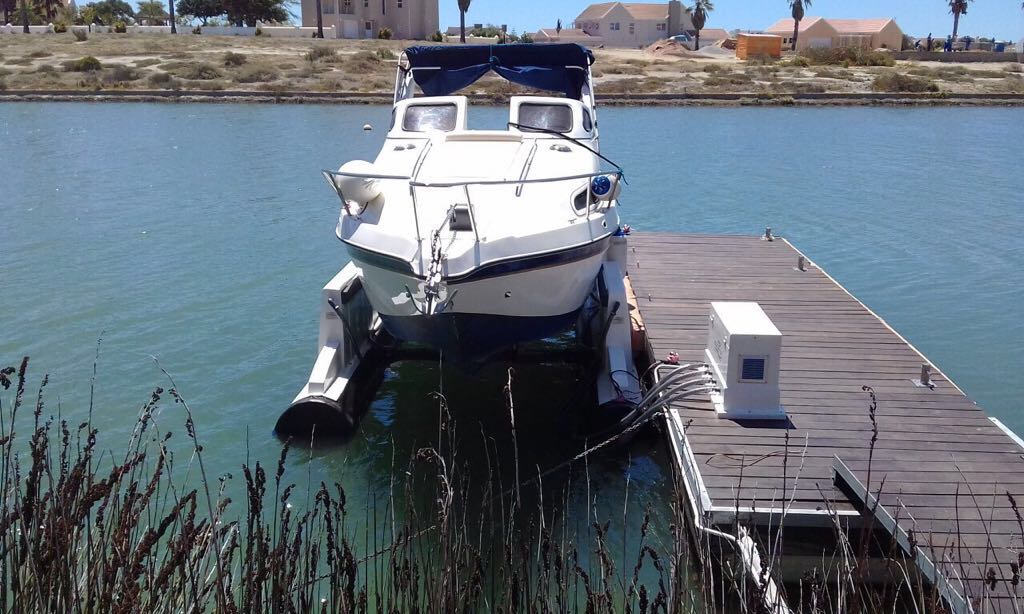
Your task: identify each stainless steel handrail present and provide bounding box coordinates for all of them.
[321,168,621,188]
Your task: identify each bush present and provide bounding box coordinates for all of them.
[192,26,201,34]
[430,30,443,42]
[148,70,173,85]
[254,26,264,36]
[377,27,392,40]
[72,28,87,41]
[64,56,102,72]
[800,46,895,67]
[103,64,141,84]
[35,64,57,74]
[376,48,396,60]
[235,64,279,83]
[113,21,127,33]
[178,62,224,80]
[304,46,334,62]
[520,33,533,44]
[872,71,939,92]
[53,22,67,33]
[786,56,810,68]
[224,51,247,66]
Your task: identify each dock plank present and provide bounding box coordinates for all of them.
[627,232,1024,612]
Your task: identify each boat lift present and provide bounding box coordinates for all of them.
[274,231,643,438]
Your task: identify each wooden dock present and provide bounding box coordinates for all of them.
[626,232,1024,613]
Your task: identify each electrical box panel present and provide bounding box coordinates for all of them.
[704,302,785,420]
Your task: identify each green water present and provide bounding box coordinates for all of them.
[1,103,1022,591]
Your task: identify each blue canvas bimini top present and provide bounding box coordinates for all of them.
[404,44,595,100]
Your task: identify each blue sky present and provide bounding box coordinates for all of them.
[440,0,1024,40]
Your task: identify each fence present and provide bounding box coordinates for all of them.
[0,23,335,38]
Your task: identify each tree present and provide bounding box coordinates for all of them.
[787,0,811,51]
[948,0,971,42]
[555,17,561,34]
[81,0,133,24]
[457,0,470,43]
[690,0,712,50]
[176,0,221,25]
[34,0,62,19]
[314,0,321,37]
[136,0,168,23]
[168,0,175,32]
[1,0,14,24]
[223,0,286,26]
[20,0,28,32]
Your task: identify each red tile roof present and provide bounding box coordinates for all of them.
[828,18,895,34]
[576,2,680,23]
[765,16,826,34]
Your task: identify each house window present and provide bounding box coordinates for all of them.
[341,0,352,13]
[628,22,634,34]
[656,22,666,31]
[609,22,619,31]
[363,0,368,7]
[324,0,335,13]
[397,0,402,6]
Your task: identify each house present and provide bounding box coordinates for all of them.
[765,16,838,51]
[533,28,604,46]
[695,27,730,47]
[828,19,904,50]
[765,17,905,51]
[572,1,693,47]
[300,0,439,39]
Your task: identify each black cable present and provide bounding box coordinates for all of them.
[507,121,627,183]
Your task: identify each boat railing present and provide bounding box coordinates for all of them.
[322,168,623,268]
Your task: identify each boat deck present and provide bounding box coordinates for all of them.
[626,232,1024,613]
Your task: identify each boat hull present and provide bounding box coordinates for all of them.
[346,236,610,360]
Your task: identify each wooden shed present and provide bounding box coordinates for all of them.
[736,33,783,59]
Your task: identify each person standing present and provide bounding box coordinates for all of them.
[926,32,933,51]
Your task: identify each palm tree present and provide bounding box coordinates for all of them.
[788,0,811,51]
[169,0,176,33]
[314,0,322,37]
[457,0,470,43]
[691,0,713,51]
[19,0,29,32]
[1,0,16,24]
[948,0,971,42]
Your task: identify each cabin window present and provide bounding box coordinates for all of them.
[517,104,574,133]
[403,104,458,132]
[581,108,593,132]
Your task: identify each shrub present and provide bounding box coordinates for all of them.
[103,64,141,84]
[800,46,895,67]
[376,48,396,60]
[304,46,334,62]
[377,27,392,40]
[53,22,67,33]
[34,64,57,74]
[520,33,533,43]
[235,64,279,83]
[786,56,810,68]
[192,26,202,34]
[180,62,224,80]
[254,26,264,36]
[702,63,726,73]
[872,71,939,92]
[113,21,127,33]
[1005,63,1022,74]
[72,28,87,41]
[64,56,102,72]
[224,51,247,66]
[148,70,173,85]
[430,30,443,42]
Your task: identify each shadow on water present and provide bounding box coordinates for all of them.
[302,346,685,603]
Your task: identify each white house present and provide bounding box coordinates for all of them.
[572,1,693,47]
[301,0,438,39]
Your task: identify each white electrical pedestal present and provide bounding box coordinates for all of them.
[704,301,786,420]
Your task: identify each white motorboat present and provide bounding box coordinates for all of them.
[278,44,642,435]
[325,44,625,361]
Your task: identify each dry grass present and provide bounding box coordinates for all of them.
[0,33,1020,98]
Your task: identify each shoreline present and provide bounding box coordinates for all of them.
[4,89,1024,106]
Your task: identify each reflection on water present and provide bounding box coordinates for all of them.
[1,102,1021,603]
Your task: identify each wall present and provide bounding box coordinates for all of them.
[892,50,1023,63]
[302,0,437,39]
[0,24,55,33]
